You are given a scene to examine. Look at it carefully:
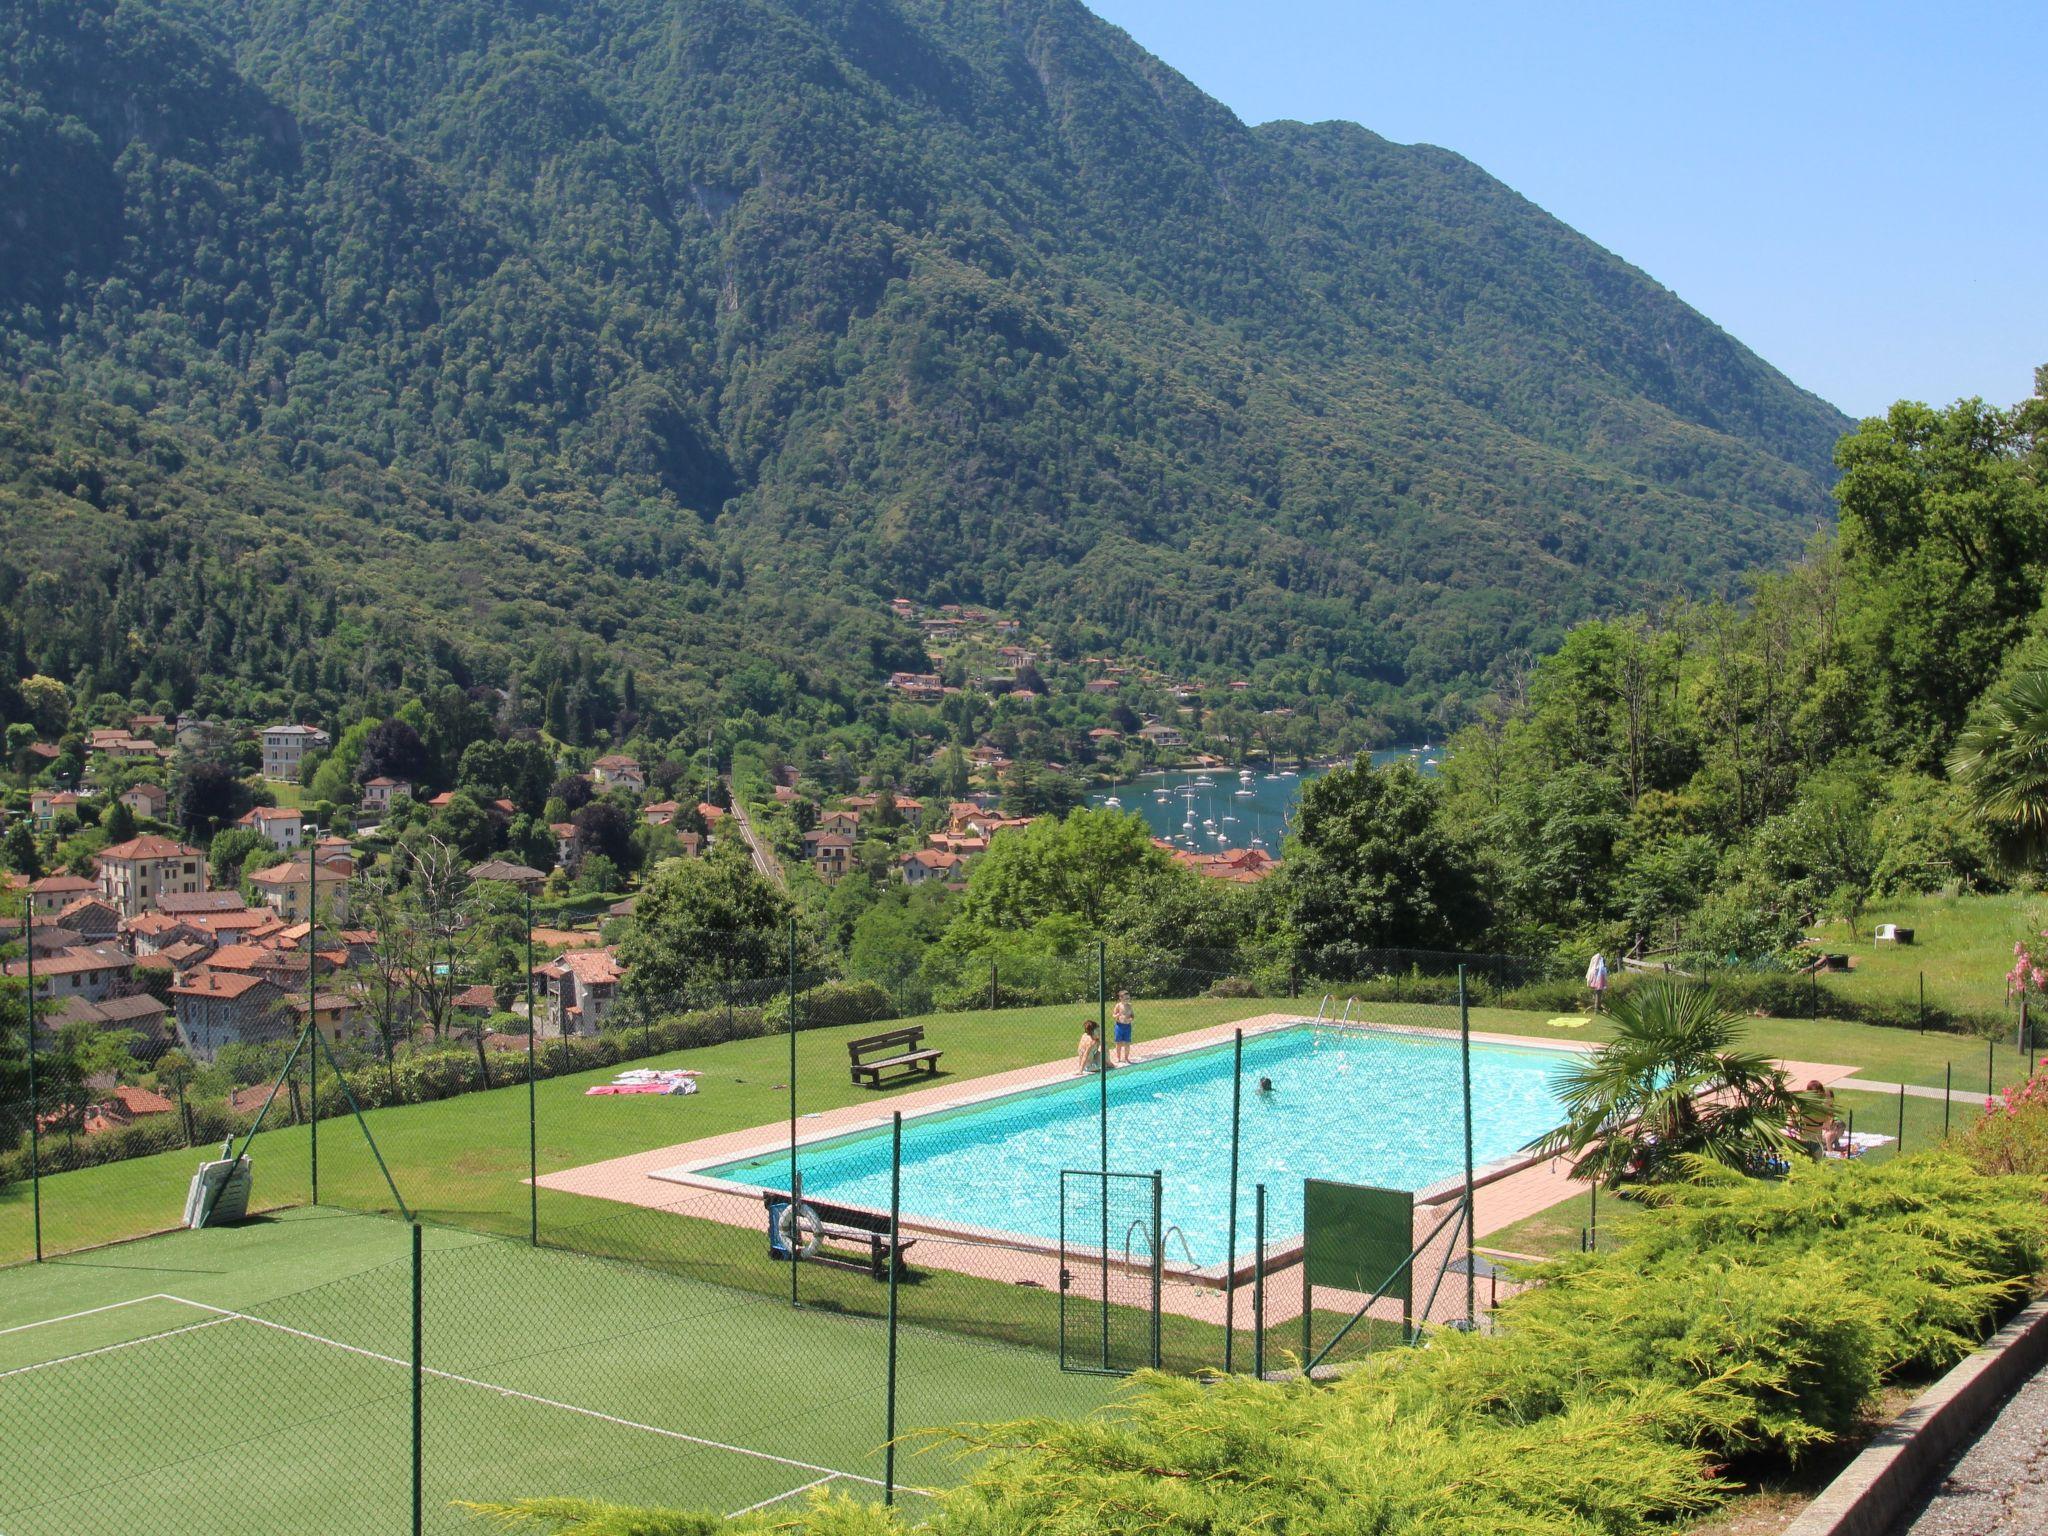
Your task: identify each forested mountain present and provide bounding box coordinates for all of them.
[0,0,1848,734]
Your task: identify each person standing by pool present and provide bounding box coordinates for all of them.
[1585,952,1609,1013]
[1111,990,1135,1066]
[1076,1020,1101,1075]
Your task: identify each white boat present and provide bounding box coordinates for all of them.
[1235,787,1254,797]
[1104,796,1121,808]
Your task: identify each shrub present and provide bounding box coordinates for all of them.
[470,1151,2048,1536]
[1959,1071,2048,1175]
[798,980,894,1030]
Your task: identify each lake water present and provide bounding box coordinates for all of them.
[1085,746,1435,857]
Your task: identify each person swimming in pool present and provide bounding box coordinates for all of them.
[1111,990,1135,1065]
[1075,1020,1101,1075]
[1257,1076,1274,1095]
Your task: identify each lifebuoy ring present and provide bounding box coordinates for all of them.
[777,1200,823,1257]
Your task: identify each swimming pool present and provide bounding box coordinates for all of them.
[691,1025,1572,1268]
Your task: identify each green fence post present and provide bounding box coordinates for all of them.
[1224,1029,1242,1373]
[884,1111,901,1505]
[1944,1062,1952,1139]
[1990,1035,1997,1099]
[24,911,41,1261]
[1588,1182,1597,1252]
[1096,938,1108,1368]
[1459,964,1475,1329]
[788,916,799,1308]
[1897,1081,1906,1151]
[1150,1169,1163,1371]
[989,961,997,1012]
[412,1221,423,1536]
[1809,966,1818,1020]
[1919,972,1926,1033]
[526,890,538,1246]
[1253,1183,1266,1381]
[308,855,318,1205]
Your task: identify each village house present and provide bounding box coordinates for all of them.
[1139,722,1186,749]
[27,872,96,916]
[246,857,353,922]
[119,782,169,819]
[236,805,305,851]
[642,800,680,826]
[261,723,330,782]
[174,719,225,752]
[289,991,364,1047]
[591,754,646,790]
[55,897,121,944]
[1171,847,1282,883]
[190,908,288,947]
[49,992,175,1057]
[549,821,578,869]
[170,971,290,1062]
[29,790,80,831]
[5,944,137,1005]
[75,1083,176,1136]
[803,829,856,881]
[359,776,411,815]
[124,910,219,959]
[899,848,963,886]
[97,835,208,919]
[536,948,623,1037]
[817,808,862,836]
[468,859,547,894]
[887,671,945,701]
[157,891,248,917]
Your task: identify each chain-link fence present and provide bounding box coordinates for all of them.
[5,867,2028,1530]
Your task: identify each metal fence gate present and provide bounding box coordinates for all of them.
[1057,1169,1162,1374]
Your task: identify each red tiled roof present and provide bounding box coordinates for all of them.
[171,971,271,1000]
[99,835,204,862]
[29,874,94,893]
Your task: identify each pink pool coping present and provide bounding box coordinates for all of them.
[535,1010,1859,1320]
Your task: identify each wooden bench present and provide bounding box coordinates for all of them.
[848,1027,941,1087]
[763,1193,916,1280]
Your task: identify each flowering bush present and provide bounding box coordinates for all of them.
[1961,1070,2048,1176]
[2008,932,2048,999]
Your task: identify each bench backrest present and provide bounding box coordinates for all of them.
[848,1027,925,1062]
[759,1190,892,1235]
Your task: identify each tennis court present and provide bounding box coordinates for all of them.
[0,1208,1119,1534]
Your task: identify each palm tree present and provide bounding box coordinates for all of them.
[1527,980,1812,1186]
[1948,666,2048,869]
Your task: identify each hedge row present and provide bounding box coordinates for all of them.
[479,1150,2048,1536]
[0,980,897,1185]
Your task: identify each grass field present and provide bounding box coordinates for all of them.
[5,991,2039,1270]
[1807,889,2043,1016]
[0,1207,1121,1534]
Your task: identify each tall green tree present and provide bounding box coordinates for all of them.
[1279,760,1484,967]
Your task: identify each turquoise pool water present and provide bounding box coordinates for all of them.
[696,1026,1570,1266]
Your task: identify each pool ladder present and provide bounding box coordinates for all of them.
[1124,1221,1198,1272]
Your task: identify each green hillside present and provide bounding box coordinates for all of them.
[0,0,1849,732]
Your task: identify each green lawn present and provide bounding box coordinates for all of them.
[1807,889,2043,1017]
[7,992,2038,1270]
[0,1207,1119,1533]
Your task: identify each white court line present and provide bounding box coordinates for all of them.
[0,1294,170,1339]
[725,1473,837,1518]
[157,1295,922,1496]
[0,1317,231,1382]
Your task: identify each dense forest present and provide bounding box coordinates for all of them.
[0,0,1847,740]
[1409,369,2048,962]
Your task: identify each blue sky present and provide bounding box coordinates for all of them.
[1087,1,2043,419]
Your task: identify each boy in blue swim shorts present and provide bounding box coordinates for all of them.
[1111,990,1135,1066]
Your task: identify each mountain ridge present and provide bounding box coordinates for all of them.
[0,0,1849,736]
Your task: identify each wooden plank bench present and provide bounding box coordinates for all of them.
[763,1193,916,1280]
[848,1026,941,1087]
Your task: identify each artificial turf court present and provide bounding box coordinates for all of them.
[0,1207,1119,1534]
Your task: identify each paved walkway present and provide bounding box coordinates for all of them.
[1890,1361,2048,1534]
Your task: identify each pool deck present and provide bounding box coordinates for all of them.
[536,1010,1859,1329]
